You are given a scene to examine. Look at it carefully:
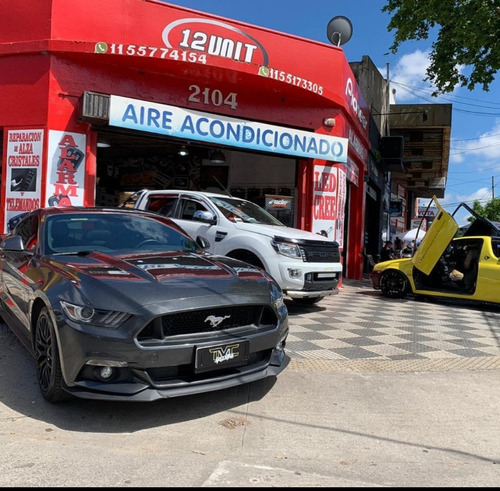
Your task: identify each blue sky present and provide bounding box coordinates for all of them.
[161,0,500,225]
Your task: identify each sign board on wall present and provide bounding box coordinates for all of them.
[411,218,427,231]
[46,131,86,207]
[3,129,44,232]
[311,164,346,249]
[109,95,348,163]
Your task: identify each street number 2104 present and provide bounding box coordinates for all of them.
[188,85,238,110]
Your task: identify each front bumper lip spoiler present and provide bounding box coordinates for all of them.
[62,352,290,402]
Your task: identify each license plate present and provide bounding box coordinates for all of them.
[317,272,336,279]
[195,340,249,373]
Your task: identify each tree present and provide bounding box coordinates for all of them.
[470,197,500,222]
[382,0,500,95]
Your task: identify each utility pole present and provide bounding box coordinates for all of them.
[493,176,495,200]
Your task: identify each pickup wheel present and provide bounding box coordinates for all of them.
[228,250,265,270]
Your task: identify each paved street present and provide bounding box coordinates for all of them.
[0,280,499,487]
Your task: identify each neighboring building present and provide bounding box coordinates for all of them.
[388,103,452,239]
[351,57,451,267]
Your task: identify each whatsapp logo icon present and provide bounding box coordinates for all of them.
[94,42,108,54]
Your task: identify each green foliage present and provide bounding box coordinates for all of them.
[382,0,500,95]
[470,198,500,221]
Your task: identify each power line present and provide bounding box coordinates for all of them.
[390,80,500,115]
[449,141,500,156]
[390,80,500,107]
[451,132,500,142]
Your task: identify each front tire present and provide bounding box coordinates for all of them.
[380,270,409,299]
[35,307,70,403]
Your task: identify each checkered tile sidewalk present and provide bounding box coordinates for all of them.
[285,279,500,362]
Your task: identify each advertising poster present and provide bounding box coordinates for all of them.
[311,164,346,249]
[4,129,44,232]
[46,131,86,207]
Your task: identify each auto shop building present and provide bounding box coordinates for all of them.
[0,0,370,279]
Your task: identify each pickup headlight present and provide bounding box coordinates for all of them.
[60,300,130,328]
[271,239,302,259]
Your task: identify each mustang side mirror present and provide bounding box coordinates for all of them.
[196,235,210,250]
[1,235,25,251]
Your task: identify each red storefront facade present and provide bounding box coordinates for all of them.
[0,0,370,279]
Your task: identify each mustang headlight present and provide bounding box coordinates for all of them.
[271,239,302,259]
[60,300,130,328]
[274,294,285,310]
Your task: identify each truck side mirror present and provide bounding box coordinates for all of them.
[193,210,216,225]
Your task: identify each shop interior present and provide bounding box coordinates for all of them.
[95,130,298,226]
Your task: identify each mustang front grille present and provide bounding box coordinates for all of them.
[137,305,277,341]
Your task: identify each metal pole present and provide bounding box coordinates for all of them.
[386,63,391,243]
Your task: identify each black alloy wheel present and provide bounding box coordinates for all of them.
[380,269,409,299]
[35,307,70,402]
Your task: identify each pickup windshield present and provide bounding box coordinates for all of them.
[209,196,284,226]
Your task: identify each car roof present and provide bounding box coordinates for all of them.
[143,189,234,199]
[38,206,157,216]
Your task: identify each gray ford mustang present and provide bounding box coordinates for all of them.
[0,207,289,403]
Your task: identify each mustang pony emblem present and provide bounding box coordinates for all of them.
[205,315,231,328]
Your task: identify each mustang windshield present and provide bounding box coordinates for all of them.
[44,213,199,255]
[209,196,284,225]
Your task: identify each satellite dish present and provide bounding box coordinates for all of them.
[326,16,353,46]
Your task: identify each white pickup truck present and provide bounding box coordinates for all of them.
[120,189,342,305]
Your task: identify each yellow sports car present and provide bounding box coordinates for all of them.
[370,197,500,305]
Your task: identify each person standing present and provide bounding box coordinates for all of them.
[393,237,403,257]
[380,241,394,261]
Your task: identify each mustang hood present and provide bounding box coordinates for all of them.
[48,251,274,312]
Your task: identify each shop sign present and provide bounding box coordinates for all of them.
[266,196,292,210]
[311,164,346,248]
[345,155,359,185]
[345,78,368,131]
[411,218,427,231]
[109,95,348,162]
[3,129,44,233]
[162,18,269,69]
[417,206,438,218]
[347,128,368,162]
[389,200,403,217]
[46,131,86,207]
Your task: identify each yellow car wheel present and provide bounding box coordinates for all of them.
[380,269,409,299]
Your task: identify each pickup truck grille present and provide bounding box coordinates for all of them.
[300,243,340,263]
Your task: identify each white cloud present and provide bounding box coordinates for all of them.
[378,49,465,103]
[450,118,500,164]
[390,50,433,101]
[377,50,434,102]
